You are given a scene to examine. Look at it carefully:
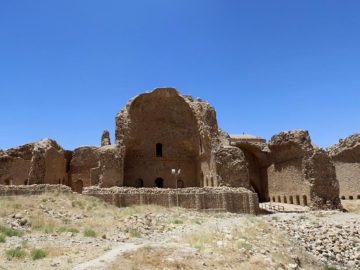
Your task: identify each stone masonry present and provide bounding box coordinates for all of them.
[328,133,360,200]
[0,87,355,211]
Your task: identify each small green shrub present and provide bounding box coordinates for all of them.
[5,247,27,259]
[84,228,96,237]
[72,200,84,209]
[31,248,47,260]
[172,219,184,224]
[0,233,6,243]
[0,225,24,237]
[128,229,141,238]
[42,224,55,234]
[58,226,79,233]
[324,265,337,270]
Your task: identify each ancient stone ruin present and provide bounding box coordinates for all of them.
[267,130,341,210]
[1,87,357,212]
[0,138,70,186]
[328,133,360,200]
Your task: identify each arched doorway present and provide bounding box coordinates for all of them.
[234,144,269,202]
[74,180,84,194]
[155,178,164,188]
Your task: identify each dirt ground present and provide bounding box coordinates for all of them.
[0,193,359,270]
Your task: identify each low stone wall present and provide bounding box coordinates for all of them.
[83,187,259,214]
[0,184,72,196]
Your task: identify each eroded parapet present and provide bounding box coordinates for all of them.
[83,187,259,214]
[328,133,360,200]
[268,130,341,210]
[0,184,71,196]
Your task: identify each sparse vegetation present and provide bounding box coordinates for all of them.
[0,225,24,237]
[5,247,27,259]
[0,234,6,243]
[128,228,141,238]
[171,218,184,224]
[84,228,97,238]
[30,248,47,260]
[58,226,79,234]
[30,215,57,234]
[324,264,337,270]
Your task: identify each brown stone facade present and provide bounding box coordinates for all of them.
[0,139,69,186]
[83,186,259,214]
[328,133,360,200]
[267,130,341,210]
[1,87,355,211]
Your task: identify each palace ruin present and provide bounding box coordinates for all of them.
[1,87,359,212]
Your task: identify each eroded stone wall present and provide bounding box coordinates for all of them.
[328,133,360,200]
[0,184,71,196]
[0,139,69,186]
[83,187,259,214]
[268,130,341,209]
[116,88,201,188]
[69,145,123,192]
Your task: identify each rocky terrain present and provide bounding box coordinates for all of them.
[0,192,359,270]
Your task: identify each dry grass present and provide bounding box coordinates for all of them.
[0,193,184,270]
[107,216,323,270]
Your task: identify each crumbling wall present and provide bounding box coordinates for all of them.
[115,88,217,188]
[70,146,100,190]
[70,145,123,192]
[268,130,341,209]
[0,139,69,186]
[215,146,250,188]
[328,133,360,200]
[83,187,259,214]
[231,140,271,202]
[0,184,71,196]
[115,88,252,190]
[101,130,111,146]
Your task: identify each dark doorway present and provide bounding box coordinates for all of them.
[136,178,144,188]
[156,143,163,157]
[74,180,84,194]
[177,179,184,188]
[155,177,164,188]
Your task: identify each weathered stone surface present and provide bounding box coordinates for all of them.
[0,184,71,196]
[0,138,69,186]
[328,133,360,163]
[269,130,313,163]
[70,146,100,192]
[230,136,271,202]
[70,145,123,192]
[115,88,252,190]
[328,133,360,200]
[97,145,123,187]
[268,130,341,210]
[101,130,111,147]
[83,186,259,214]
[215,146,250,188]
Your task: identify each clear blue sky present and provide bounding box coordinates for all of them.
[1,1,359,150]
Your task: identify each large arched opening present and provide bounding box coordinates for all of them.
[235,144,269,202]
